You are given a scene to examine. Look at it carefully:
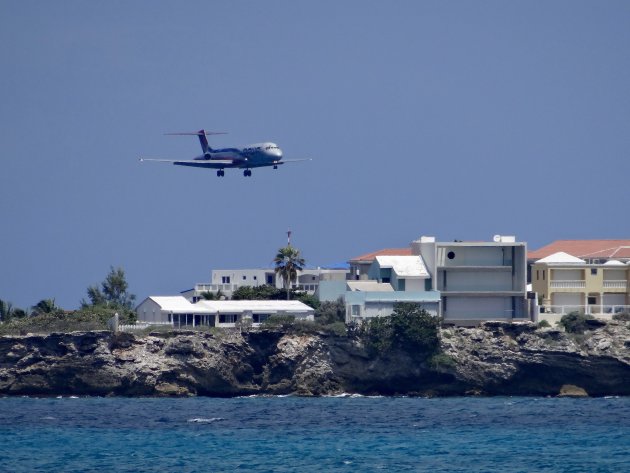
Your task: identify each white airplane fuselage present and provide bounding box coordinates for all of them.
[186,142,283,169]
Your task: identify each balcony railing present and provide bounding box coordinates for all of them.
[194,283,239,292]
[541,305,630,315]
[550,280,585,289]
[603,280,628,290]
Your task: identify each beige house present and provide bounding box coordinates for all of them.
[532,252,630,320]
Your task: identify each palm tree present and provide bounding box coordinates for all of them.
[274,246,305,300]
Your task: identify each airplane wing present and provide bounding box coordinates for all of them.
[139,158,234,164]
[275,158,313,164]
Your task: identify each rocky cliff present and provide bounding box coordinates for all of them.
[1,321,629,397]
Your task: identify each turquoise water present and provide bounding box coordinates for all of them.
[1,396,629,472]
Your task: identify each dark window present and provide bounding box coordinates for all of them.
[447,251,455,260]
[242,275,246,280]
[253,314,270,323]
[253,276,257,281]
[588,296,597,305]
[542,270,545,280]
[591,268,598,275]
[267,275,273,284]
[382,277,390,283]
[222,276,231,284]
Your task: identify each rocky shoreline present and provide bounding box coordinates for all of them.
[1,321,629,397]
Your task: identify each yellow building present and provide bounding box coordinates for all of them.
[532,251,629,319]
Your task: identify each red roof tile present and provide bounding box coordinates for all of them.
[349,248,412,262]
[528,240,630,260]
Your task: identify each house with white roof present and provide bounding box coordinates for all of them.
[531,251,629,320]
[344,254,441,323]
[136,296,315,328]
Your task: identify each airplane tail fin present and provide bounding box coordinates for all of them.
[164,130,228,154]
[197,129,211,153]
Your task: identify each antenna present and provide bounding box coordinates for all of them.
[287,229,292,247]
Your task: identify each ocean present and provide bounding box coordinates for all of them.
[0,396,629,472]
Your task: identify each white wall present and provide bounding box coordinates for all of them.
[444,297,512,320]
[405,278,425,291]
[445,271,512,291]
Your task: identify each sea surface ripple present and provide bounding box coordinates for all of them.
[1,396,629,472]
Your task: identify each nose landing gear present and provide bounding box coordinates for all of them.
[216,169,225,177]
[243,169,252,177]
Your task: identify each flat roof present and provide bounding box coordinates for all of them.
[141,296,314,314]
[375,255,429,278]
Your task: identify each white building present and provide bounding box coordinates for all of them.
[183,267,348,301]
[413,235,529,325]
[136,296,315,328]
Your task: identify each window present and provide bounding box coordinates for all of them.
[591,268,598,275]
[542,270,545,280]
[253,314,270,323]
[267,275,273,284]
[253,276,257,281]
[536,270,539,280]
[312,276,316,281]
[242,275,247,280]
[351,305,361,316]
[588,296,597,305]
[219,314,237,324]
[222,276,231,284]
[447,251,455,260]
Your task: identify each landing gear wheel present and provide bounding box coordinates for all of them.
[244,169,251,177]
[217,170,225,177]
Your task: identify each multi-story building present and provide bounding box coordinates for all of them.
[414,236,529,325]
[344,255,441,323]
[531,251,629,319]
[344,235,529,326]
[182,267,348,301]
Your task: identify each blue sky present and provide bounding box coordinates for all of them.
[1,1,629,309]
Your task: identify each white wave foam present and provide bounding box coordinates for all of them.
[187,417,225,423]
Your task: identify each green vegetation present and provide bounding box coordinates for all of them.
[537,319,552,328]
[273,245,305,300]
[428,352,457,371]
[612,312,630,322]
[200,289,224,300]
[356,303,440,358]
[559,311,595,334]
[1,267,136,335]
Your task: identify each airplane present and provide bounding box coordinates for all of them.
[139,130,310,177]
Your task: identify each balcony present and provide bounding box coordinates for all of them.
[603,280,628,290]
[550,280,585,289]
[541,305,630,315]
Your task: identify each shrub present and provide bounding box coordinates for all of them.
[321,321,348,337]
[314,300,345,326]
[362,303,440,357]
[429,352,457,371]
[612,312,630,322]
[559,312,594,334]
[261,314,296,330]
[537,319,551,328]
